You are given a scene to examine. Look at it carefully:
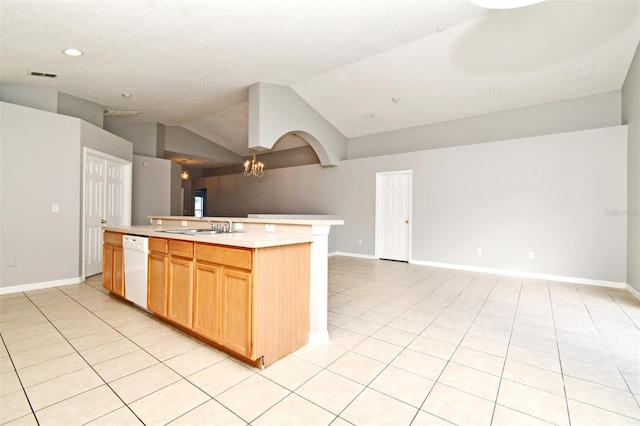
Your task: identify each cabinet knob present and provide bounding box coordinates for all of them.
[405,219,409,224]
[101,219,107,224]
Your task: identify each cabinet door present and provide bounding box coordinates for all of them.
[148,253,169,317]
[112,246,125,297]
[221,268,252,357]
[102,244,114,291]
[168,256,194,329]
[193,262,221,342]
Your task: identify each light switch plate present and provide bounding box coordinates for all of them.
[266,224,275,232]
[181,220,188,227]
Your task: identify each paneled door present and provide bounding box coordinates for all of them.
[83,148,130,277]
[375,171,412,262]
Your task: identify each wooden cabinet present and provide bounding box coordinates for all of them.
[148,238,169,317]
[193,262,221,342]
[194,244,254,356]
[101,230,313,367]
[167,240,194,329]
[102,231,124,298]
[220,268,252,357]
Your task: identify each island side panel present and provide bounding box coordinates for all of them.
[253,243,311,366]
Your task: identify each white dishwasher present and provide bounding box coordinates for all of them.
[123,235,149,311]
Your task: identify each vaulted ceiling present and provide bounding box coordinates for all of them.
[1,0,638,163]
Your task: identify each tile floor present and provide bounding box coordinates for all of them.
[1,256,639,425]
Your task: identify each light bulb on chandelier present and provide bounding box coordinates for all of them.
[180,160,189,180]
[244,153,265,177]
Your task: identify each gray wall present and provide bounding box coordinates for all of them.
[0,85,104,128]
[103,121,165,157]
[57,92,104,128]
[0,85,58,113]
[132,155,177,225]
[194,125,627,284]
[622,44,640,293]
[249,82,347,166]
[164,126,242,166]
[1,102,81,287]
[0,102,132,289]
[348,91,622,159]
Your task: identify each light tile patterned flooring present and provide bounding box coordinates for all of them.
[1,256,639,425]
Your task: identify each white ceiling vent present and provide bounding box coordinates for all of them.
[29,71,57,78]
[104,109,140,117]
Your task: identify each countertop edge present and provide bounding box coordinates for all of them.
[103,225,314,249]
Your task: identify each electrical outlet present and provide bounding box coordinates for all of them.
[52,204,59,213]
[358,239,362,245]
[529,252,535,259]
[477,248,482,255]
[235,223,244,230]
[181,220,188,227]
[266,224,275,232]
[157,219,162,225]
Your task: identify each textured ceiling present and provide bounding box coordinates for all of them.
[1,0,638,162]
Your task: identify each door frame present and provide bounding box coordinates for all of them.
[374,170,413,261]
[82,147,132,278]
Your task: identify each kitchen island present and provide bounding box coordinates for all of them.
[102,215,342,367]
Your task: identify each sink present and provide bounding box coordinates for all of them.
[159,229,220,235]
[158,228,246,236]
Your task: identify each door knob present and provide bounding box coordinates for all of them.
[405,219,409,224]
[101,219,107,224]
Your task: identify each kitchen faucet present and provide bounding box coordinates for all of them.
[226,219,233,232]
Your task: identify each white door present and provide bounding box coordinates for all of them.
[83,149,130,277]
[376,171,411,261]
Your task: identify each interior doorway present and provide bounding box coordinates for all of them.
[83,148,132,277]
[194,189,207,217]
[375,170,412,262]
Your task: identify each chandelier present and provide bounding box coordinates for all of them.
[180,160,189,180]
[244,153,265,177]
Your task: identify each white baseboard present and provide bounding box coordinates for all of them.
[626,284,640,301]
[330,252,627,290]
[410,259,626,289]
[329,251,377,259]
[0,276,84,295]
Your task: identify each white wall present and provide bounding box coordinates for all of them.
[622,44,640,294]
[194,125,627,284]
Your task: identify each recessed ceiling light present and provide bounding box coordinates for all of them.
[436,25,448,32]
[392,97,400,103]
[121,93,132,98]
[62,48,83,57]
[468,0,546,9]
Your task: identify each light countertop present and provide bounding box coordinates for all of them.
[103,225,314,249]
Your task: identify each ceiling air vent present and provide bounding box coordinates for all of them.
[29,71,57,78]
[104,110,140,118]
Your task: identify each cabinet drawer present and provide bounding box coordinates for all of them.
[169,240,194,258]
[196,244,252,270]
[103,231,123,246]
[149,237,168,254]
